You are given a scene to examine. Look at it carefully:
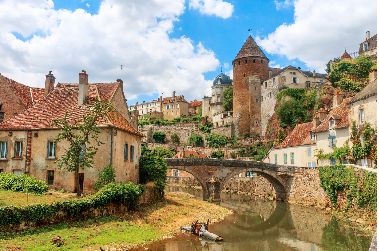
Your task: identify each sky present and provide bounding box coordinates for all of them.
[0,0,377,105]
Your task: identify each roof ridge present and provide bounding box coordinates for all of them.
[0,75,29,110]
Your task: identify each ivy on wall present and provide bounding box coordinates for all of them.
[350,121,377,164]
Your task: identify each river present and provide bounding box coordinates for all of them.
[131,185,372,251]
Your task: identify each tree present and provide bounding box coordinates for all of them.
[275,129,286,145]
[171,133,180,144]
[152,131,166,143]
[223,86,233,111]
[198,104,202,116]
[52,99,113,196]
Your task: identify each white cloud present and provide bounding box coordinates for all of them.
[223,62,229,70]
[189,0,234,19]
[226,69,233,80]
[274,0,293,10]
[86,3,90,8]
[0,0,220,102]
[269,60,280,69]
[256,0,377,73]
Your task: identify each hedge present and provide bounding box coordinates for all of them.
[0,182,145,227]
[0,173,48,195]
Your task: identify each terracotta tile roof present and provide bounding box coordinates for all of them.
[172,150,206,158]
[189,100,202,108]
[341,50,352,59]
[349,78,377,104]
[275,122,315,149]
[234,36,267,61]
[56,82,119,102]
[0,75,44,107]
[312,98,351,133]
[0,84,142,136]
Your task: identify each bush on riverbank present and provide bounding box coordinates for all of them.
[0,182,145,228]
[0,172,48,195]
[319,165,377,211]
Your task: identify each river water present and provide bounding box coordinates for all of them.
[131,186,372,251]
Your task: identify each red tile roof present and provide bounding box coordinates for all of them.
[275,122,315,149]
[349,78,377,104]
[312,98,351,133]
[0,75,44,108]
[234,36,267,61]
[189,100,202,108]
[172,150,206,158]
[0,83,142,136]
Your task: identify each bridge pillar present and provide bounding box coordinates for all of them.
[203,178,221,203]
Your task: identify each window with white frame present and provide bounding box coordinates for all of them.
[330,120,335,128]
[166,105,170,110]
[177,104,179,109]
[14,141,23,158]
[47,141,56,158]
[0,141,7,159]
[217,104,220,109]
[172,105,174,109]
[311,132,315,140]
[359,109,364,124]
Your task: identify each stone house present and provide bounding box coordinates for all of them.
[161,92,189,120]
[263,122,316,167]
[260,66,327,136]
[129,98,163,120]
[0,73,45,123]
[0,70,142,193]
[312,97,351,166]
[359,31,377,58]
[202,72,233,122]
[212,111,233,127]
[188,100,202,115]
[347,69,377,167]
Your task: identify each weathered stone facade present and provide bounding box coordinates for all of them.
[210,124,234,137]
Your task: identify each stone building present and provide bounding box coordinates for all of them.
[0,73,45,123]
[202,72,233,122]
[129,98,163,119]
[161,91,189,120]
[0,70,142,193]
[260,66,327,136]
[347,69,377,167]
[359,31,377,58]
[188,100,202,115]
[263,122,316,167]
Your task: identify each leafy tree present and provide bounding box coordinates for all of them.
[93,165,116,190]
[205,134,228,148]
[198,104,202,116]
[223,86,233,111]
[275,129,286,145]
[189,133,204,147]
[139,156,167,196]
[171,133,180,144]
[52,99,113,196]
[210,150,224,159]
[150,147,176,158]
[152,131,166,143]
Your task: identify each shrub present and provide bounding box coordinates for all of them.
[198,125,211,133]
[93,165,116,190]
[243,133,249,138]
[189,133,204,147]
[0,173,48,195]
[171,133,180,144]
[150,147,176,158]
[139,156,167,195]
[0,182,145,227]
[205,134,228,148]
[152,131,166,144]
[210,151,224,159]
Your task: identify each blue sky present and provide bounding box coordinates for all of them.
[0,0,376,104]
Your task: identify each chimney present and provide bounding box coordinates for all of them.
[369,69,377,82]
[131,110,138,130]
[318,108,327,121]
[44,71,55,96]
[78,70,88,106]
[333,91,343,108]
[313,115,320,127]
[269,70,272,79]
[313,70,316,77]
[366,31,370,40]
[116,79,123,90]
[172,91,176,98]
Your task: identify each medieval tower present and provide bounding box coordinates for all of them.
[232,36,269,136]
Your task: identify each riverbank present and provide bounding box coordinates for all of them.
[0,192,232,250]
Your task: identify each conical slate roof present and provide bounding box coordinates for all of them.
[213,72,232,86]
[234,36,267,61]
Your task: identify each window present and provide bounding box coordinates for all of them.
[177,104,179,109]
[365,44,368,50]
[330,120,335,128]
[246,171,255,177]
[292,77,298,84]
[0,112,3,123]
[46,141,56,158]
[142,105,144,108]
[243,73,245,77]
[273,78,275,84]
[269,92,271,98]
[0,169,2,173]
[275,154,277,164]
[130,146,134,161]
[256,99,259,102]
[172,105,174,109]
[265,82,267,88]
[217,104,220,109]
[13,170,22,176]
[261,96,263,101]
[217,97,220,102]
[0,141,7,159]
[124,144,128,160]
[238,61,240,65]
[284,153,287,164]
[306,81,311,88]
[166,105,169,110]
[79,144,85,159]
[307,147,311,156]
[245,59,247,64]
[253,59,256,63]
[47,170,54,185]
[329,133,336,148]
[307,162,312,167]
[260,59,263,63]
[331,158,336,165]
[311,132,315,140]
[290,152,294,164]
[359,109,364,124]
[14,141,23,158]
[312,162,316,167]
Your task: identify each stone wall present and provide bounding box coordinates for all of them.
[222,176,275,199]
[210,124,234,137]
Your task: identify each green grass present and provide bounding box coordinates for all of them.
[0,216,160,250]
[0,190,76,207]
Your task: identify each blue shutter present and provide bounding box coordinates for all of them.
[312,162,316,167]
[307,147,311,156]
[308,162,311,167]
[329,133,335,148]
[53,142,57,158]
[331,158,336,165]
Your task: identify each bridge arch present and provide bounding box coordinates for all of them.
[165,158,295,202]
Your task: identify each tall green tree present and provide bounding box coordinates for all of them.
[52,100,113,196]
[223,86,233,111]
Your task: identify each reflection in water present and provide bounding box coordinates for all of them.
[130,186,372,251]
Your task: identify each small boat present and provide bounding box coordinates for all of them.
[180,220,224,241]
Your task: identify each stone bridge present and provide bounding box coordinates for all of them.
[165,158,299,202]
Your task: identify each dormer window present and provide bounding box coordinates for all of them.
[311,132,315,140]
[330,120,335,128]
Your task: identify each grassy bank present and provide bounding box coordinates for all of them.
[0,192,232,250]
[0,190,76,207]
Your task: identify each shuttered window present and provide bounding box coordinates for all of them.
[0,142,7,159]
[307,147,311,156]
[130,145,134,161]
[284,153,287,164]
[124,144,128,160]
[46,141,56,158]
[14,141,23,158]
[331,158,336,165]
[329,133,336,148]
[290,153,294,164]
[275,154,277,164]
